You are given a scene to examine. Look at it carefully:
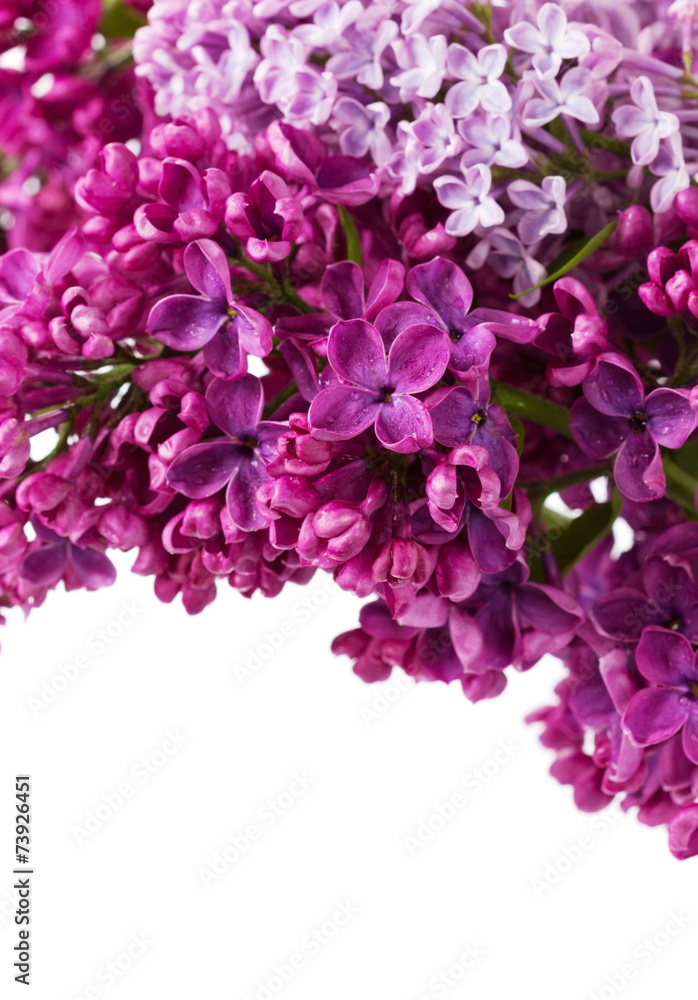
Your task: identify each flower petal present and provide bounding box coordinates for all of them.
[328,319,387,390]
[309,385,379,440]
[167,441,241,498]
[69,545,117,589]
[646,388,697,448]
[583,357,644,416]
[147,295,223,350]
[387,324,450,393]
[623,688,686,746]
[226,455,269,531]
[636,626,697,685]
[206,374,264,439]
[183,239,232,304]
[375,395,433,453]
[614,431,664,501]
[321,261,365,319]
[406,257,473,335]
[570,397,627,459]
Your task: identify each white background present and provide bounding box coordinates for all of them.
[1,552,697,1000]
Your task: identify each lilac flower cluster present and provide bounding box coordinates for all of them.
[2,0,698,859]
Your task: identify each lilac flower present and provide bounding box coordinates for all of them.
[611,76,680,167]
[395,104,462,181]
[326,16,398,90]
[134,158,230,244]
[254,26,337,125]
[459,115,528,170]
[522,67,599,127]
[444,43,512,118]
[332,99,392,163]
[504,3,590,79]
[434,165,505,237]
[570,353,698,501]
[402,256,496,378]
[508,176,567,245]
[427,384,520,496]
[390,33,448,101]
[146,239,272,379]
[593,556,698,644]
[20,520,116,591]
[291,0,364,48]
[167,376,286,532]
[466,228,546,306]
[649,133,690,214]
[534,276,609,386]
[49,287,114,360]
[622,627,698,764]
[225,171,304,263]
[308,319,450,453]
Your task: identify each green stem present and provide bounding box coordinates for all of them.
[490,381,573,438]
[520,463,611,497]
[264,380,299,418]
[663,454,698,520]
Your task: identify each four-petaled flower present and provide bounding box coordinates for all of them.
[522,67,599,128]
[308,319,450,452]
[508,176,567,245]
[434,165,505,237]
[445,43,512,118]
[570,353,698,501]
[167,375,286,531]
[146,239,272,379]
[612,76,680,167]
[504,3,590,79]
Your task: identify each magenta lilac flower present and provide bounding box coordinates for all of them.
[1,0,698,862]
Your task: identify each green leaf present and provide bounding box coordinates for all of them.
[338,205,362,266]
[549,489,622,577]
[490,380,572,438]
[100,0,146,39]
[510,221,617,300]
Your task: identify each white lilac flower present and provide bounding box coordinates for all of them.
[467,228,546,306]
[254,25,337,124]
[649,133,690,214]
[444,43,512,118]
[326,15,398,90]
[459,114,528,169]
[522,67,599,127]
[397,103,462,175]
[390,33,448,101]
[332,98,392,163]
[434,165,505,237]
[612,76,680,166]
[291,0,363,49]
[508,176,568,245]
[504,3,590,79]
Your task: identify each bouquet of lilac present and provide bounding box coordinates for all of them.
[2,0,698,859]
